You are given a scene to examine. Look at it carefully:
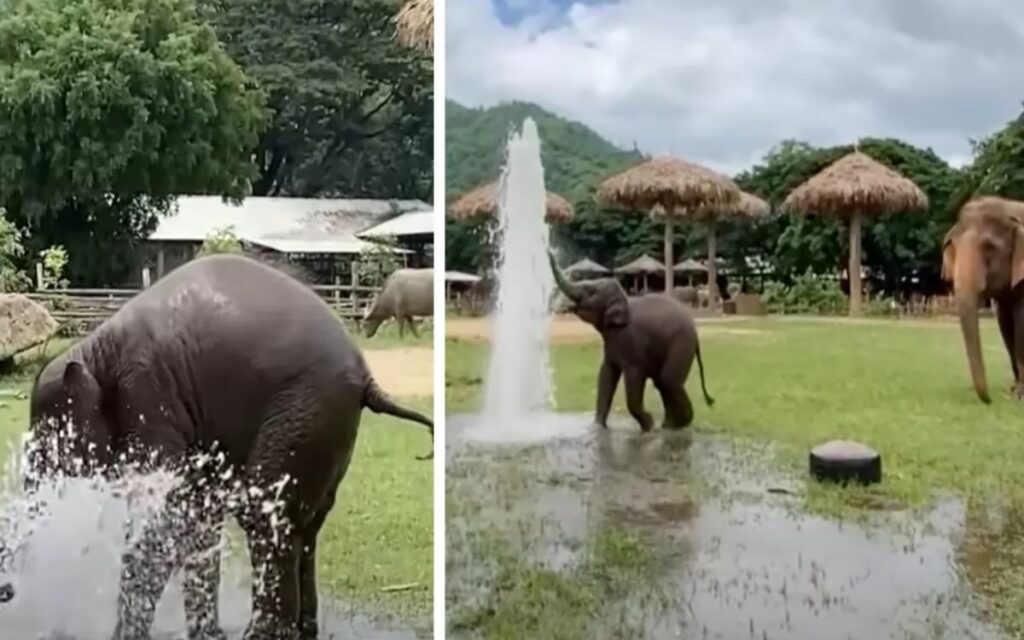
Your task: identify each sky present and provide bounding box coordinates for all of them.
[446,0,1024,175]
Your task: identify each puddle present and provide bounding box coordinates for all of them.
[0,475,422,640]
[446,412,1004,639]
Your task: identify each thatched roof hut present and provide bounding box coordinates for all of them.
[448,181,574,224]
[782,150,927,315]
[673,258,707,273]
[598,156,740,291]
[614,254,666,275]
[394,0,433,54]
[565,257,610,278]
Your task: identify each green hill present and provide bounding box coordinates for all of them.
[445,100,642,200]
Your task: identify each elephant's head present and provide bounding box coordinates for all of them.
[548,252,630,330]
[942,197,1024,403]
[26,359,114,483]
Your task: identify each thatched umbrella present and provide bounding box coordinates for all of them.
[673,258,707,286]
[614,254,665,294]
[693,190,770,305]
[564,257,610,279]
[394,0,433,54]
[598,156,740,291]
[448,181,574,224]
[782,151,927,316]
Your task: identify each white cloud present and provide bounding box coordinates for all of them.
[446,0,1024,175]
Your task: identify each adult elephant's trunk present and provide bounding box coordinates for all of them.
[548,252,582,302]
[955,284,990,404]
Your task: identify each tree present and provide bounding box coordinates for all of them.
[955,107,1024,205]
[0,207,29,292]
[198,226,243,256]
[199,0,433,201]
[0,0,266,284]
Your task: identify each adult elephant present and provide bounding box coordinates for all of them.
[670,286,698,307]
[942,196,1024,403]
[548,252,714,431]
[23,254,433,640]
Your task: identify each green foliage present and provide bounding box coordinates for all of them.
[0,207,29,292]
[38,245,69,290]
[956,110,1024,204]
[0,0,266,284]
[760,272,847,315]
[198,225,243,256]
[200,0,432,201]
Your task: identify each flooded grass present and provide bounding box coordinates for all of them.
[446,316,1024,638]
[0,336,433,635]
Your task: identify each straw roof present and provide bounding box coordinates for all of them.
[448,182,574,223]
[394,0,433,54]
[565,257,610,276]
[598,156,741,215]
[614,254,666,275]
[782,151,928,217]
[673,258,707,273]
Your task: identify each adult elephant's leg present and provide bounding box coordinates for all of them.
[595,359,621,428]
[408,316,421,339]
[113,483,202,640]
[1013,294,1024,398]
[183,506,227,640]
[997,298,1018,385]
[623,369,653,432]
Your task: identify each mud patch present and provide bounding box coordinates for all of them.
[446,413,1003,639]
[363,347,433,397]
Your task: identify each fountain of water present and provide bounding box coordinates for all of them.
[456,118,590,445]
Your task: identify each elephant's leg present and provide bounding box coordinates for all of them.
[623,369,653,432]
[656,381,693,430]
[1013,295,1024,399]
[298,498,335,639]
[113,484,202,640]
[240,515,302,640]
[183,507,227,640]
[407,315,421,339]
[595,359,621,429]
[397,316,406,339]
[997,299,1019,385]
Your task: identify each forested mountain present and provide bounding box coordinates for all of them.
[446,100,641,199]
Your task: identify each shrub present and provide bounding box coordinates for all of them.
[761,271,847,315]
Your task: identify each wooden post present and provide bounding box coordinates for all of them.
[142,268,151,289]
[333,275,341,310]
[663,219,674,291]
[350,261,359,314]
[708,222,719,307]
[157,248,166,279]
[35,263,43,290]
[849,212,863,316]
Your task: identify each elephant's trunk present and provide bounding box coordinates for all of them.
[955,280,990,404]
[548,251,582,302]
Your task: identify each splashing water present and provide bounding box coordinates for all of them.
[480,118,557,428]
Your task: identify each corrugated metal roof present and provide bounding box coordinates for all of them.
[445,271,481,283]
[358,210,434,238]
[149,196,429,254]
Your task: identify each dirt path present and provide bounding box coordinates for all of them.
[363,347,433,397]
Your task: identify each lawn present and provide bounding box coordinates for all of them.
[446,314,1024,637]
[0,319,433,629]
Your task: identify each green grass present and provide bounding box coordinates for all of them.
[446,315,1024,636]
[0,336,433,628]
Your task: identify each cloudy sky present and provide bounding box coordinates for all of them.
[446,0,1024,175]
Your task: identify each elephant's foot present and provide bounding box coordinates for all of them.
[1014,382,1024,400]
[660,420,687,431]
[636,412,654,432]
[242,617,300,640]
[189,623,228,640]
[299,617,319,640]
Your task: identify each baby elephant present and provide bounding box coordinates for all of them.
[550,253,713,431]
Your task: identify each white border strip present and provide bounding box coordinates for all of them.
[431,0,446,635]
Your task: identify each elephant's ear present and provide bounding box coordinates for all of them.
[941,224,961,283]
[1012,222,1024,289]
[602,284,630,328]
[63,361,98,401]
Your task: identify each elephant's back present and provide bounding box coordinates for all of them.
[630,294,698,340]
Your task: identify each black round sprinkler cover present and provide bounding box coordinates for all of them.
[0,581,13,603]
[809,440,881,485]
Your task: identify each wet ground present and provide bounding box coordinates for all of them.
[0,474,422,640]
[446,412,1005,639]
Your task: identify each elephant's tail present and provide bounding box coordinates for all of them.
[363,378,434,460]
[695,342,714,407]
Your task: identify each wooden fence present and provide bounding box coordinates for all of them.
[27,283,382,334]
